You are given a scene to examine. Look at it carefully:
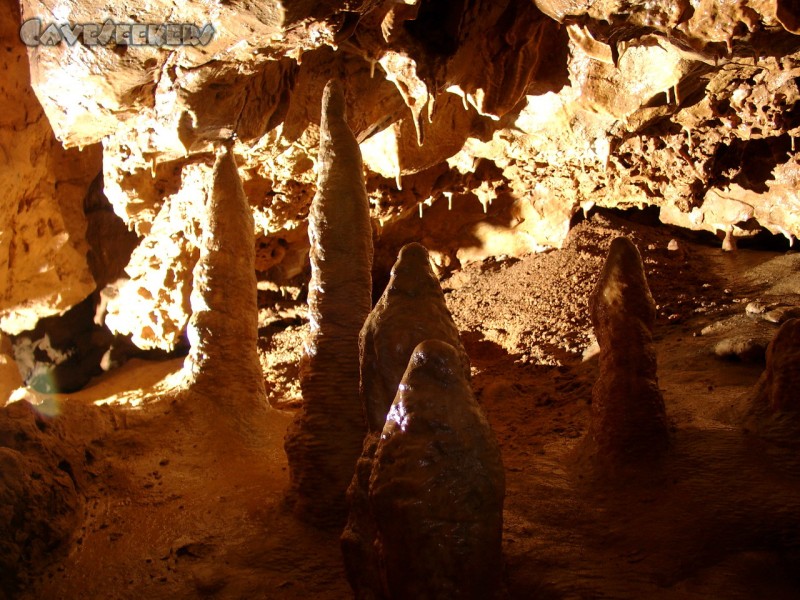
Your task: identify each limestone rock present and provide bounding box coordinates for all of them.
[342,243,470,596]
[753,318,800,413]
[1,0,100,334]
[284,80,373,526]
[182,144,269,423]
[0,335,23,406]
[368,339,504,599]
[0,399,115,596]
[359,242,470,432]
[11,296,113,395]
[103,162,205,351]
[714,337,767,363]
[7,0,800,361]
[584,237,669,467]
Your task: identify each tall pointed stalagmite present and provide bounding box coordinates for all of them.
[183,143,269,428]
[342,242,470,596]
[369,340,505,600]
[284,79,373,526]
[585,236,669,467]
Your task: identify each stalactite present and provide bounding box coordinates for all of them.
[183,143,269,429]
[369,340,504,599]
[284,79,373,526]
[584,236,669,468]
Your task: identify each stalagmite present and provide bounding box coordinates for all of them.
[722,227,738,252]
[370,340,504,599]
[584,237,669,467]
[359,242,470,432]
[343,243,470,597]
[284,80,373,526]
[183,143,269,426]
[751,318,800,413]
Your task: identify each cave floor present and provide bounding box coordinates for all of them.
[17,215,800,599]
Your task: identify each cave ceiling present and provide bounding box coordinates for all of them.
[2,0,800,345]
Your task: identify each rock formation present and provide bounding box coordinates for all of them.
[1,0,101,335]
[182,144,269,424]
[584,237,670,467]
[0,334,23,406]
[6,1,800,351]
[342,242,470,596]
[365,339,504,599]
[752,318,800,413]
[359,242,470,432]
[284,79,373,526]
[0,399,115,597]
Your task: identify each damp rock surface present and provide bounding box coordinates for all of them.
[368,340,505,600]
[4,214,800,600]
[752,318,800,413]
[343,242,470,597]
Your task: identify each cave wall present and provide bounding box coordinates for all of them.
[0,0,101,335]
[3,0,800,352]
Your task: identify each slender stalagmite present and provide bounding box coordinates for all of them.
[183,143,269,428]
[369,340,505,599]
[585,236,669,467]
[342,242,469,596]
[284,80,373,526]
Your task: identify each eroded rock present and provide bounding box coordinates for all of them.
[366,339,504,599]
[284,80,373,526]
[1,1,101,334]
[0,334,23,406]
[583,237,669,467]
[0,399,115,597]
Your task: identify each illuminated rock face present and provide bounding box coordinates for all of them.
[753,318,800,413]
[284,80,373,526]
[0,1,100,335]
[365,340,504,600]
[183,145,269,424]
[585,237,669,467]
[6,1,800,348]
[359,242,470,432]
[0,335,23,406]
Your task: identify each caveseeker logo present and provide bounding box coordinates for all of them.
[20,18,215,47]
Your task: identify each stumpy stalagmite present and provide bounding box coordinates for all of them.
[369,340,505,599]
[585,236,669,467]
[342,242,470,596]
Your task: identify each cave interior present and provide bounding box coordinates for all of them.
[2,0,800,598]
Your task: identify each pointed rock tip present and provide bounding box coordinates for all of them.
[322,79,347,121]
[606,236,643,272]
[388,243,438,294]
[396,242,431,270]
[407,339,463,384]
